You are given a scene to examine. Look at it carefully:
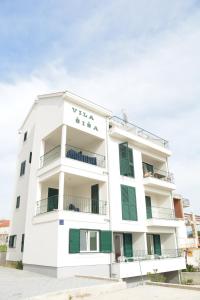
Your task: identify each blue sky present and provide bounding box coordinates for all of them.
[0,0,200,218]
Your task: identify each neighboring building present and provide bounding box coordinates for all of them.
[7,91,185,281]
[0,220,10,245]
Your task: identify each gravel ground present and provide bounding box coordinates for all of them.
[0,267,113,300]
[85,284,200,300]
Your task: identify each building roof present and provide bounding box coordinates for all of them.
[0,220,10,228]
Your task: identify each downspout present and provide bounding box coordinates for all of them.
[105,117,113,278]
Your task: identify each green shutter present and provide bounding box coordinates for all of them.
[128,148,134,177]
[153,234,161,255]
[128,187,137,221]
[100,231,112,253]
[69,229,80,253]
[91,184,99,214]
[119,143,129,176]
[47,188,58,212]
[123,233,133,257]
[121,185,137,221]
[145,196,152,219]
[121,185,129,220]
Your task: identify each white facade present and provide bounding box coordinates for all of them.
[7,91,185,279]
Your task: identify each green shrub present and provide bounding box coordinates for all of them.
[0,244,7,252]
[186,264,197,272]
[16,260,23,270]
[182,279,193,285]
[147,271,166,283]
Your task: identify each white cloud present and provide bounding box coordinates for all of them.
[1,1,200,218]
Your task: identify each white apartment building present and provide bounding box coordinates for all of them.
[7,91,186,281]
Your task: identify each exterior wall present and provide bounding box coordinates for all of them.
[112,257,185,278]
[8,91,185,278]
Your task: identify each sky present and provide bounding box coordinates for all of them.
[0,0,200,218]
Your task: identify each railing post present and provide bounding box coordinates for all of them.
[58,171,64,211]
[61,124,67,159]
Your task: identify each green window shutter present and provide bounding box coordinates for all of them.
[153,234,161,255]
[128,187,137,221]
[91,184,99,214]
[119,143,129,176]
[145,196,152,219]
[128,148,134,177]
[47,188,58,212]
[123,233,133,257]
[100,231,112,253]
[121,185,129,220]
[121,185,137,221]
[69,229,80,253]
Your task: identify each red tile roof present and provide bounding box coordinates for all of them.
[0,220,10,228]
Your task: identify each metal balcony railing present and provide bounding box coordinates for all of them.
[117,249,183,263]
[110,116,169,148]
[36,195,107,216]
[66,145,105,168]
[147,206,176,220]
[40,145,61,168]
[40,144,105,168]
[142,162,174,183]
[63,195,107,215]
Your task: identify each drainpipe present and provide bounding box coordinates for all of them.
[106,117,113,278]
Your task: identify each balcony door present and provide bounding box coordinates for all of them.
[91,184,99,214]
[47,188,58,212]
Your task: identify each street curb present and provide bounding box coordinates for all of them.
[29,281,127,300]
[146,281,200,291]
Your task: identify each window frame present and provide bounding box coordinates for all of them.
[29,152,32,164]
[9,235,17,248]
[20,161,26,176]
[23,131,27,142]
[80,230,99,253]
[16,196,20,209]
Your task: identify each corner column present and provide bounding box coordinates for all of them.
[58,171,65,211]
[61,124,67,159]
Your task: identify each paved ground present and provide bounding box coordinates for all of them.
[0,267,113,300]
[85,285,200,300]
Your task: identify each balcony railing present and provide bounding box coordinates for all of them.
[36,195,107,216]
[116,249,182,263]
[143,162,174,183]
[66,145,105,168]
[40,144,105,168]
[40,145,61,167]
[63,195,107,215]
[110,116,169,148]
[147,206,176,220]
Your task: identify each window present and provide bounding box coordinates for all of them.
[21,234,25,252]
[9,235,17,248]
[147,234,161,255]
[16,196,20,209]
[80,230,99,252]
[29,152,32,164]
[121,185,137,221]
[20,161,26,176]
[187,226,193,238]
[119,142,134,177]
[23,131,27,142]
[69,229,112,254]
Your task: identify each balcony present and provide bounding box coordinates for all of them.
[147,206,175,220]
[65,145,105,168]
[112,249,185,279]
[36,195,107,216]
[109,116,169,149]
[143,162,175,191]
[143,162,174,183]
[146,206,180,227]
[40,144,105,168]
